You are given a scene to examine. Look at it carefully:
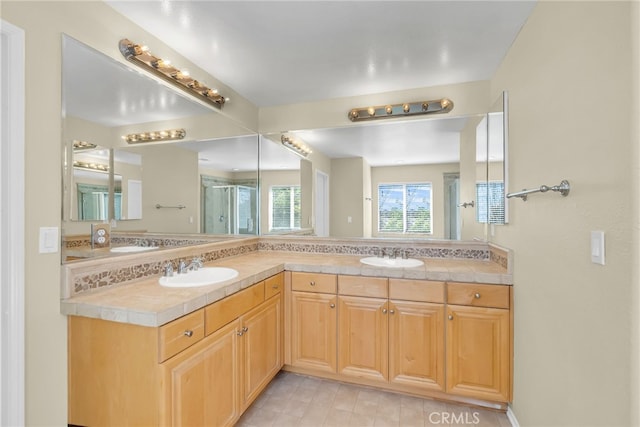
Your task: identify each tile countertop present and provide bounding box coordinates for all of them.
[61,251,511,328]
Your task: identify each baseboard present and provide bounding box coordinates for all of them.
[507,405,520,427]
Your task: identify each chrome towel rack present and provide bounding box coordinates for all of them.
[155,204,186,210]
[506,180,570,202]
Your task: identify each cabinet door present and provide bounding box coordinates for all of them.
[290,291,337,372]
[389,300,445,391]
[241,295,282,409]
[446,305,510,402]
[338,296,388,382]
[162,320,241,427]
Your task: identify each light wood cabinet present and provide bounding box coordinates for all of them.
[445,281,511,402]
[388,300,445,391]
[241,294,281,409]
[285,275,512,406]
[68,273,284,427]
[337,295,388,381]
[161,320,241,427]
[290,289,337,372]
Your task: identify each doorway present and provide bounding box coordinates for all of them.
[314,170,329,237]
[0,18,25,426]
[443,172,460,240]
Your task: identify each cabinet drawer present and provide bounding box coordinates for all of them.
[205,282,265,335]
[447,282,510,309]
[291,272,336,294]
[389,279,445,303]
[338,275,388,298]
[158,309,205,362]
[265,273,284,299]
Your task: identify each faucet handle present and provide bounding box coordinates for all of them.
[178,260,187,274]
[190,257,204,270]
[163,262,174,277]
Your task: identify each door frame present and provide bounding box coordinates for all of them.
[314,170,329,237]
[0,18,26,427]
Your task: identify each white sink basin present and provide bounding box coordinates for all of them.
[110,246,159,253]
[360,257,424,268]
[159,267,239,288]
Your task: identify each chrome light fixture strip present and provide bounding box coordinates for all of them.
[118,39,226,109]
[123,128,186,144]
[73,160,109,172]
[281,135,312,158]
[348,98,453,122]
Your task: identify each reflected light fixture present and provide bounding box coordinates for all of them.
[348,98,454,122]
[72,140,98,151]
[281,135,312,158]
[73,160,109,172]
[118,38,227,109]
[123,128,186,144]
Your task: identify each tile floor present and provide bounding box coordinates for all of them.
[237,371,511,427]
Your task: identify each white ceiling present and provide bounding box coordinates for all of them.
[65,2,536,170]
[106,1,536,107]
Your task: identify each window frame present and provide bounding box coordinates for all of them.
[377,182,433,235]
[268,185,301,231]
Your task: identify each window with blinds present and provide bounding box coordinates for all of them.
[476,181,505,224]
[269,186,301,231]
[378,183,432,234]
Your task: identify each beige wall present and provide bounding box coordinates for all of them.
[490,2,633,425]
[632,2,640,425]
[460,115,487,241]
[330,157,367,237]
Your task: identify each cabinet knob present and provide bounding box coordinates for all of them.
[272,285,279,289]
[448,315,454,320]
[237,330,244,336]
[183,330,194,338]
[474,293,481,299]
[382,308,388,314]
[310,281,316,286]
[389,309,395,315]
[242,326,248,333]
[330,303,336,308]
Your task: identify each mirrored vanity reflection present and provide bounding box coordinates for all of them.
[61,33,509,262]
[61,34,260,259]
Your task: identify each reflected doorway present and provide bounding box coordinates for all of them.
[443,173,460,240]
[315,170,329,237]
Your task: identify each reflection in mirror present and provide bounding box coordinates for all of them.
[61,34,259,242]
[71,145,110,221]
[260,115,489,241]
[487,91,508,224]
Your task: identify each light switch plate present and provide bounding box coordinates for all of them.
[39,227,59,253]
[591,230,605,265]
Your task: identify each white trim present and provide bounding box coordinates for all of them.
[506,405,520,427]
[0,19,26,427]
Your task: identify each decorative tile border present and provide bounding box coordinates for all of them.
[489,244,511,270]
[258,240,490,260]
[67,241,258,297]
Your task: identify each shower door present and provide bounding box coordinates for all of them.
[203,185,233,234]
[236,185,257,235]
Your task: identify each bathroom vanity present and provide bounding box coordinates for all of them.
[62,236,512,426]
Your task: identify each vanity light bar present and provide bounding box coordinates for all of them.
[118,39,227,109]
[72,140,98,151]
[73,160,109,172]
[123,128,186,144]
[348,98,454,122]
[281,135,312,158]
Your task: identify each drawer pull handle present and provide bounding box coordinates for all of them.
[310,281,316,286]
[448,315,454,320]
[474,293,481,299]
[382,308,388,314]
[330,303,336,309]
[183,330,194,338]
[272,285,279,289]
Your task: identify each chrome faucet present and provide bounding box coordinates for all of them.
[178,257,203,274]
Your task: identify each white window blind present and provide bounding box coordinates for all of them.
[269,186,301,230]
[476,181,505,224]
[378,183,432,234]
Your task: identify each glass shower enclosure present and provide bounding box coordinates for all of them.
[202,178,258,235]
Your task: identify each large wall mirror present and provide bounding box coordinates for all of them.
[61,35,259,240]
[260,113,494,241]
